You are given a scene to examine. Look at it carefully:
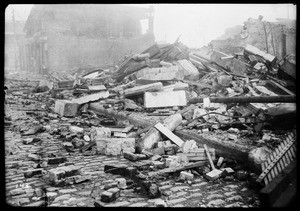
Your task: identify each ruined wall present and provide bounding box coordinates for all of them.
[47,30,155,72]
[209,17,296,61]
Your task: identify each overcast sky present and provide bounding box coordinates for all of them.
[5,4,296,48]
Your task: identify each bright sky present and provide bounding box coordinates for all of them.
[6,4,296,48]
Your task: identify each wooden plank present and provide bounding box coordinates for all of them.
[80,141,96,152]
[88,85,106,91]
[107,127,126,133]
[154,122,184,147]
[72,91,109,105]
[147,160,206,178]
[113,132,127,138]
[122,125,134,133]
[124,82,163,97]
[144,90,187,108]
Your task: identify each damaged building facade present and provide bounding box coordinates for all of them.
[208,17,296,60]
[19,4,155,73]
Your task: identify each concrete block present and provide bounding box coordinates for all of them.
[96,138,135,156]
[54,100,78,117]
[205,169,223,181]
[179,171,194,180]
[105,139,123,156]
[90,126,111,141]
[95,140,106,154]
[121,138,135,153]
[144,90,187,108]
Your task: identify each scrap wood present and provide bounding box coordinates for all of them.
[80,141,96,152]
[147,160,206,178]
[154,122,184,147]
[71,91,109,105]
[203,144,223,181]
[188,95,296,104]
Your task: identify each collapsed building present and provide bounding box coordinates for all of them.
[5,12,296,208]
[18,4,155,74]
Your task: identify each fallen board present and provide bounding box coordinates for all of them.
[154,122,184,147]
[88,85,107,91]
[148,160,206,178]
[124,82,163,97]
[71,91,109,105]
[144,90,187,108]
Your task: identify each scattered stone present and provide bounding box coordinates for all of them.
[72,137,85,148]
[179,171,194,180]
[235,170,249,180]
[69,125,84,134]
[83,135,90,142]
[116,178,127,189]
[181,140,198,153]
[90,126,111,141]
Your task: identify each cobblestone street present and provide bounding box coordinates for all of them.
[5,92,261,207]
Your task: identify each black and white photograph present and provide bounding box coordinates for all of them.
[4,3,296,207]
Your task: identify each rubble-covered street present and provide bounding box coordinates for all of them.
[5,4,296,208]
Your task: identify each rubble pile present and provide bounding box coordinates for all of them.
[5,28,295,207]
